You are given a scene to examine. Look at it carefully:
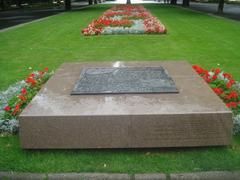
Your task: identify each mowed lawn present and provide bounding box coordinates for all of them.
[0,4,240,173]
[0,4,240,89]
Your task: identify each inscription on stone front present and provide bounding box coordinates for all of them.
[139,121,222,142]
[71,67,178,95]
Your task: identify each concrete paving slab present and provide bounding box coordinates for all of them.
[48,173,131,180]
[170,171,240,180]
[135,173,166,180]
[0,172,46,180]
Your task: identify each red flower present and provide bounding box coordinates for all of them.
[230,79,235,84]
[214,68,221,75]
[44,67,49,72]
[225,91,238,100]
[30,73,35,78]
[212,75,217,81]
[223,73,232,79]
[226,79,235,89]
[18,95,27,101]
[226,102,238,108]
[39,71,44,76]
[21,88,27,95]
[26,77,36,86]
[4,106,11,112]
[203,74,212,83]
[226,82,232,89]
[12,104,21,115]
[212,88,223,95]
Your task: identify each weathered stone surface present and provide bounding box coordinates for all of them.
[170,171,240,180]
[135,173,166,180]
[19,61,233,149]
[48,173,131,180]
[1,171,240,180]
[71,67,178,94]
[0,172,46,180]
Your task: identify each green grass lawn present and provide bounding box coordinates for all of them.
[0,4,240,173]
[0,135,239,173]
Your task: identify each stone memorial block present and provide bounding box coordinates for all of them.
[19,61,233,149]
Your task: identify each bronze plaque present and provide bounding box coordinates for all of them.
[71,67,178,95]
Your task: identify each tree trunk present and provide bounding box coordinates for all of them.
[126,0,131,4]
[65,0,71,10]
[0,0,5,10]
[218,0,224,13]
[94,0,98,4]
[170,0,177,5]
[182,0,189,6]
[88,0,93,5]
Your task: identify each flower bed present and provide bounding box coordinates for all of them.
[192,65,240,135]
[82,5,167,36]
[1,65,239,135]
[0,68,52,134]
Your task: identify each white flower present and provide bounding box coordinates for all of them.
[217,72,225,81]
[208,71,214,78]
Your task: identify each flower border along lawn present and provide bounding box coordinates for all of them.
[0,4,240,173]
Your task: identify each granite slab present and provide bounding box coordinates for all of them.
[19,61,233,149]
